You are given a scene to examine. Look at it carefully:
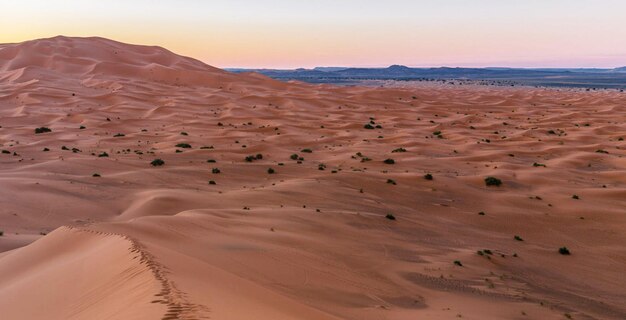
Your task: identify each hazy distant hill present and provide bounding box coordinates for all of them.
[228,65,626,88]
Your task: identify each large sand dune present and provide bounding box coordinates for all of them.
[0,36,624,319]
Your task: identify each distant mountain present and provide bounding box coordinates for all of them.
[229,65,626,88]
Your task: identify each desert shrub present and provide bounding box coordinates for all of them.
[484,176,502,186]
[208,180,216,185]
[92,173,101,177]
[478,211,485,215]
[61,146,69,150]
[595,149,608,154]
[424,173,433,180]
[453,260,463,266]
[151,159,165,166]
[558,247,571,255]
[212,168,221,174]
[200,146,214,149]
[43,148,50,152]
[267,168,275,174]
[392,148,406,153]
[383,159,395,164]
[363,124,375,129]
[79,126,86,129]
[386,179,397,185]
[180,132,188,136]
[245,155,255,162]
[98,152,109,157]
[514,235,524,241]
[206,159,216,163]
[0,230,3,236]
[318,163,326,170]
[255,154,263,159]
[385,213,396,220]
[113,133,125,137]
[1,150,10,154]
[290,154,299,160]
[301,148,313,153]
[176,143,192,149]
[533,162,546,167]
[35,127,52,134]
[572,194,579,199]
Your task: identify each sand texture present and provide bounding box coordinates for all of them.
[0,36,625,320]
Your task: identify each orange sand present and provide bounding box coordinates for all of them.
[0,36,625,319]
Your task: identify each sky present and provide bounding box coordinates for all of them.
[1,0,625,69]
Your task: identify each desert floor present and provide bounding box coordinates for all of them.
[0,36,625,320]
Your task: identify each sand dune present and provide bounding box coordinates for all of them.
[0,36,625,319]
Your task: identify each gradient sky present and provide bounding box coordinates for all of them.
[1,0,625,68]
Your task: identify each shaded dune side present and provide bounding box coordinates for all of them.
[0,226,207,320]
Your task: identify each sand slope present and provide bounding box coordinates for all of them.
[0,36,625,319]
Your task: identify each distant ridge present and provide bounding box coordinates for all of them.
[229,64,626,88]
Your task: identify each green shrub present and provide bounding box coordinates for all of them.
[383,158,395,164]
[558,247,571,255]
[424,173,433,180]
[514,235,524,241]
[35,127,52,134]
[385,213,396,220]
[98,152,109,157]
[176,143,192,148]
[301,148,313,153]
[363,124,375,129]
[484,176,502,186]
[267,168,275,174]
[113,133,125,137]
[290,154,299,160]
[212,168,221,174]
[572,195,579,200]
[151,159,165,166]
[392,148,407,153]
[453,260,463,266]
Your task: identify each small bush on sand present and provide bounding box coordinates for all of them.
[558,247,571,255]
[208,180,216,185]
[364,124,375,129]
[484,176,502,187]
[386,179,397,185]
[267,168,275,174]
[514,235,524,241]
[301,148,313,153]
[572,195,579,200]
[392,148,407,153]
[424,173,433,180]
[453,260,463,266]
[98,152,109,157]
[92,173,101,177]
[385,213,396,220]
[212,168,221,174]
[35,127,52,134]
[176,143,192,149]
[151,159,165,166]
[383,158,395,164]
